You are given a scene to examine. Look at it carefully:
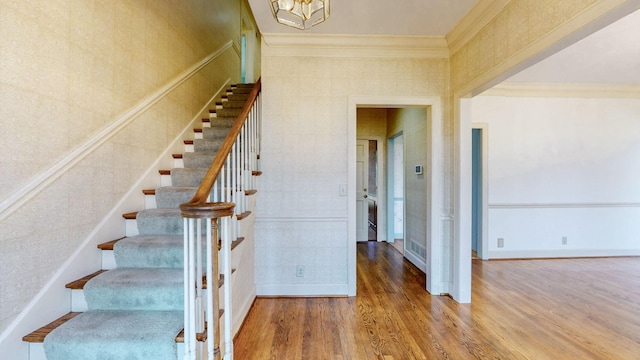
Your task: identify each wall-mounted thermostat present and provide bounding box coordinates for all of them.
[415,165,423,175]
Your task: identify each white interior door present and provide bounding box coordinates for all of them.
[356,140,369,242]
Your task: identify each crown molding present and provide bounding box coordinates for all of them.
[262,34,449,58]
[479,82,640,98]
[446,0,511,56]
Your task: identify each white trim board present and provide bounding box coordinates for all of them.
[256,284,350,297]
[488,249,640,259]
[489,202,640,209]
[262,34,449,59]
[0,41,234,224]
[255,216,348,222]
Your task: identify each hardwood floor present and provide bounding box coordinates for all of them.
[234,242,640,359]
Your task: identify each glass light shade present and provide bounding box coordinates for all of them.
[270,0,330,30]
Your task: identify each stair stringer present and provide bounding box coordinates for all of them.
[229,194,258,338]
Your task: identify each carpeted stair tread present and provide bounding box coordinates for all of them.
[114,235,184,268]
[183,152,217,168]
[135,209,183,235]
[203,127,230,140]
[211,108,242,118]
[193,138,224,153]
[225,93,250,102]
[170,167,208,187]
[229,86,253,94]
[218,100,246,109]
[155,186,197,209]
[209,117,235,128]
[43,310,183,360]
[84,268,183,311]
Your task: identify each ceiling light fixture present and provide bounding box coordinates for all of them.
[269,0,330,30]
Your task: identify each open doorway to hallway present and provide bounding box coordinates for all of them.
[349,96,444,298]
[355,107,430,268]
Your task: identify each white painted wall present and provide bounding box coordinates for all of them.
[471,95,640,258]
[393,136,404,238]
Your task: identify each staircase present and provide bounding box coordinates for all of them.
[22,82,261,360]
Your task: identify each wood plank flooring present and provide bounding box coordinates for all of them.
[234,242,640,359]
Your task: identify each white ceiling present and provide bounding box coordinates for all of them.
[247,0,478,36]
[506,8,640,84]
[247,1,640,85]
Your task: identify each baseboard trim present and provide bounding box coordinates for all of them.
[403,251,427,273]
[488,249,640,260]
[255,216,348,223]
[232,286,257,336]
[489,202,640,209]
[256,284,350,297]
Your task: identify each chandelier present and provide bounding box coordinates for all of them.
[269,0,330,30]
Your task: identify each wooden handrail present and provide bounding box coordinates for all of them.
[179,78,261,218]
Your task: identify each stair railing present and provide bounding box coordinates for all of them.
[180,79,261,360]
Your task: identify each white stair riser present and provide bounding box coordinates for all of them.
[71,290,88,312]
[102,250,116,270]
[144,194,157,210]
[161,174,172,187]
[125,219,139,237]
[173,158,184,168]
[28,343,46,360]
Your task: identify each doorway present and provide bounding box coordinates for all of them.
[348,95,444,297]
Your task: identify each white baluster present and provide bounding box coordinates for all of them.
[222,215,233,359]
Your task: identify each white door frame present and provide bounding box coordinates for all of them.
[387,133,404,249]
[472,123,489,260]
[348,96,443,297]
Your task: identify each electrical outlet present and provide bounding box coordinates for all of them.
[562,236,568,245]
[296,265,305,277]
[497,238,504,248]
